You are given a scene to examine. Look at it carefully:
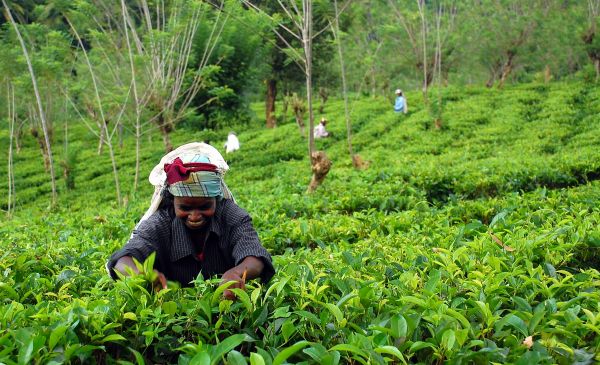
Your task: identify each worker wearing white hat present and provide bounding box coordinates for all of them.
[394,89,408,114]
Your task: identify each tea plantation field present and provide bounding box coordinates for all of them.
[1,82,599,364]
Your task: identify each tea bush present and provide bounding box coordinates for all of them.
[0,82,599,364]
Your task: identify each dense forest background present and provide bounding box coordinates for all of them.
[1,0,600,206]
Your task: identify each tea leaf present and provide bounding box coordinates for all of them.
[323,303,344,326]
[409,341,436,352]
[128,347,146,365]
[0,282,18,301]
[230,288,253,313]
[329,344,369,360]
[18,338,33,365]
[336,292,358,307]
[489,210,509,229]
[374,345,407,363]
[190,351,210,365]
[273,341,311,365]
[281,319,296,342]
[162,301,178,315]
[543,263,556,278]
[123,312,138,321]
[249,353,266,365]
[211,281,237,305]
[48,324,68,351]
[424,269,441,293]
[210,334,247,365]
[391,314,408,338]
[441,329,456,350]
[498,314,529,337]
[302,344,328,362]
[227,350,248,365]
[100,334,127,343]
[272,306,291,319]
[446,308,471,330]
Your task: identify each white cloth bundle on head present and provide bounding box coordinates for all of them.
[225,133,240,153]
[137,142,235,227]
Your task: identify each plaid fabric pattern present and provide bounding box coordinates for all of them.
[107,199,275,286]
[168,171,222,197]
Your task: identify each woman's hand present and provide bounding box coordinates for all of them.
[220,256,264,300]
[152,270,168,292]
[220,268,246,300]
[115,256,167,292]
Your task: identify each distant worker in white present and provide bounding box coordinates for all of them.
[224,132,240,154]
[314,117,330,138]
[394,89,408,114]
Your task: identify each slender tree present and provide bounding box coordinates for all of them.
[355,0,385,97]
[121,0,146,192]
[583,0,600,81]
[66,15,123,205]
[243,0,338,192]
[331,0,363,168]
[3,0,57,206]
[461,0,538,88]
[6,80,15,216]
[417,0,428,99]
[127,0,229,152]
[432,1,444,129]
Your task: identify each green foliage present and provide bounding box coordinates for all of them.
[189,0,267,128]
[1,0,600,361]
[1,79,600,364]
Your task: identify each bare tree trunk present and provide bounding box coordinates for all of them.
[63,97,68,153]
[4,0,57,206]
[291,94,306,136]
[118,122,124,149]
[159,115,174,152]
[544,64,552,84]
[83,102,106,155]
[370,67,376,97]
[16,120,24,153]
[162,131,173,152]
[304,0,331,191]
[134,123,141,191]
[97,120,106,155]
[67,16,122,204]
[61,99,74,191]
[7,82,15,216]
[30,125,50,171]
[485,64,499,88]
[122,0,142,191]
[318,87,328,114]
[105,137,122,203]
[434,3,443,130]
[266,79,277,128]
[498,51,515,89]
[583,1,600,81]
[241,0,331,190]
[129,0,227,153]
[582,27,600,81]
[333,0,361,168]
[304,0,315,157]
[295,119,305,136]
[417,0,428,102]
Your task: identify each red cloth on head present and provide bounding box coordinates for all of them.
[164,157,218,185]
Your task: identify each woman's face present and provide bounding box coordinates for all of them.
[174,196,216,230]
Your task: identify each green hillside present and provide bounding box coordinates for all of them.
[1,82,599,364]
